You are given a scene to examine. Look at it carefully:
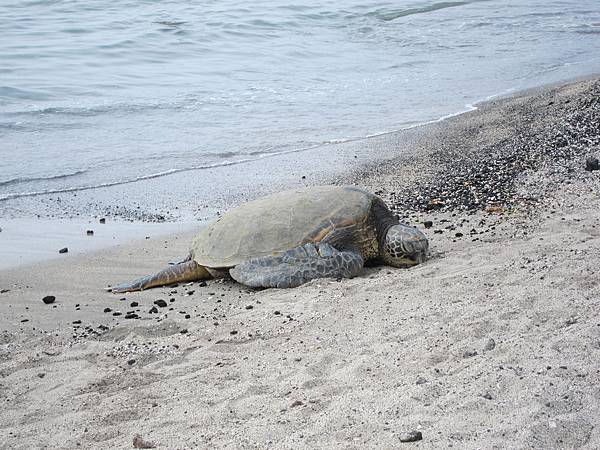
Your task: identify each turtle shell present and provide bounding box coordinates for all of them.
[192,185,377,268]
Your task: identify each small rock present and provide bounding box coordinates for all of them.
[415,376,427,385]
[59,247,68,254]
[245,305,254,310]
[112,312,122,316]
[484,338,496,351]
[198,281,207,287]
[230,330,238,335]
[463,350,478,358]
[180,329,188,334]
[154,299,167,308]
[37,373,45,378]
[455,232,463,238]
[72,320,81,325]
[585,156,599,171]
[42,295,56,304]
[86,230,94,236]
[290,400,303,407]
[399,431,422,442]
[21,318,29,323]
[130,301,138,307]
[482,392,493,400]
[423,220,433,229]
[99,218,106,224]
[124,313,138,319]
[103,307,112,313]
[128,359,136,365]
[133,435,156,449]
[148,306,158,314]
[274,310,281,315]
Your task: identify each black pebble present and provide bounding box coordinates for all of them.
[149,306,158,313]
[180,329,188,334]
[127,359,136,365]
[42,295,56,304]
[423,220,433,229]
[73,320,81,324]
[585,156,599,171]
[130,301,138,307]
[455,232,464,238]
[274,310,281,315]
[124,313,138,319]
[399,431,422,442]
[99,218,106,224]
[112,312,122,316]
[103,307,112,313]
[198,281,207,287]
[230,330,238,335]
[154,299,167,307]
[245,305,254,310]
[59,247,68,254]
[86,230,94,236]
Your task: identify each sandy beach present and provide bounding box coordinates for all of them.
[1,77,600,449]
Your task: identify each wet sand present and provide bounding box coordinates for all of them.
[1,76,600,449]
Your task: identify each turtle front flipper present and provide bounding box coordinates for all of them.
[110,260,211,293]
[230,243,364,288]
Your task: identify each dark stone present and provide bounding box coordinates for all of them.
[112,312,122,316]
[72,320,81,324]
[186,290,194,295]
[154,299,167,307]
[399,431,422,442]
[484,338,496,351]
[245,305,254,310]
[127,359,136,365]
[42,295,56,304]
[291,400,303,407]
[149,306,158,314]
[124,313,138,319]
[455,232,464,238]
[180,329,188,334]
[130,301,138,307]
[415,376,427,385]
[198,281,207,287]
[59,247,68,254]
[585,156,599,171]
[86,230,94,236]
[99,218,106,224]
[423,220,433,229]
[185,314,190,319]
[37,373,45,378]
[274,310,281,315]
[482,392,493,400]
[463,350,478,358]
[20,319,29,323]
[230,330,238,335]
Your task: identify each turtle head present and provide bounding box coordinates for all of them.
[380,223,429,267]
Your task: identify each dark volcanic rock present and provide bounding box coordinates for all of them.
[58,247,68,254]
[154,299,167,308]
[585,155,599,171]
[399,431,423,442]
[42,295,56,304]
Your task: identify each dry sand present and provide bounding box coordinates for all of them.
[1,77,600,449]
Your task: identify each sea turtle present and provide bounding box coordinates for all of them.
[111,185,428,292]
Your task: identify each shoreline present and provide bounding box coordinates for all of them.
[2,75,600,448]
[2,73,599,270]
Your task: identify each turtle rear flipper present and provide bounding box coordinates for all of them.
[110,260,211,293]
[230,243,363,288]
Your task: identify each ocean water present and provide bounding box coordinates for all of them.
[2,0,600,204]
